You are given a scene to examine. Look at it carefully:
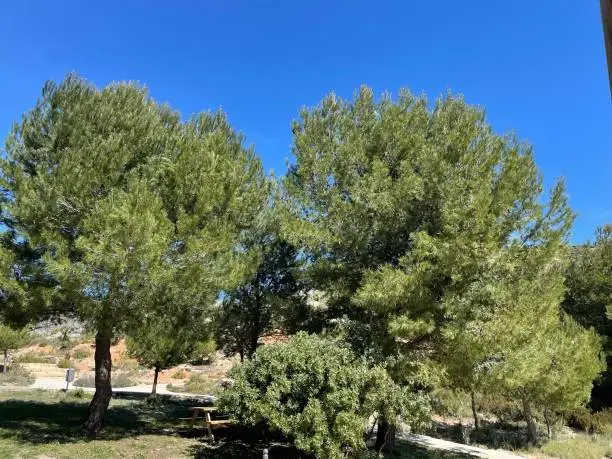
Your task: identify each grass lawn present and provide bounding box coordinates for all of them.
[526,434,612,459]
[0,390,302,458]
[0,390,482,458]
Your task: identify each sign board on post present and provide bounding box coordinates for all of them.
[65,368,75,391]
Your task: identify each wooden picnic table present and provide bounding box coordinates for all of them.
[183,406,231,441]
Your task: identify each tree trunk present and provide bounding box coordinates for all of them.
[471,389,479,429]
[248,300,261,359]
[375,418,396,453]
[152,367,160,395]
[2,350,7,373]
[522,397,538,446]
[248,329,259,358]
[84,331,112,437]
[543,407,552,439]
[239,348,244,363]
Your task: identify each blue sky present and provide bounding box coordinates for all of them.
[1,1,610,242]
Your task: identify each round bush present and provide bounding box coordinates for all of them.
[219,332,428,459]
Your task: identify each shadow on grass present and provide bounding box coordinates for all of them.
[0,396,480,458]
[187,424,304,459]
[0,395,197,445]
[427,419,528,451]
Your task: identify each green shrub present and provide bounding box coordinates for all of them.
[72,347,92,360]
[477,392,523,423]
[431,388,472,419]
[73,374,95,387]
[190,339,217,365]
[68,388,86,399]
[570,407,612,434]
[13,352,53,364]
[74,372,136,388]
[219,332,429,459]
[112,372,136,388]
[167,373,216,394]
[171,368,187,379]
[57,357,73,368]
[0,364,35,386]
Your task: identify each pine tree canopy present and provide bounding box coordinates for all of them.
[1,74,268,334]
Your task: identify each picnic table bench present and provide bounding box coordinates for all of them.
[181,406,231,441]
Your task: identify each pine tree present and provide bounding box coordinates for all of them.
[563,225,612,409]
[282,86,586,449]
[216,222,303,361]
[0,324,28,372]
[1,75,267,435]
[127,316,202,395]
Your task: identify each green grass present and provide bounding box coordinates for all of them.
[532,434,612,459]
[0,390,482,459]
[13,351,54,364]
[167,373,218,395]
[0,390,301,458]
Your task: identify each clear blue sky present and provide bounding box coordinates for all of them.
[1,1,610,242]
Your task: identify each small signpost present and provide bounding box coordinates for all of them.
[65,368,75,391]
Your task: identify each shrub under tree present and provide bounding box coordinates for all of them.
[219,332,429,458]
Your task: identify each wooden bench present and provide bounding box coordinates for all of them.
[183,406,232,441]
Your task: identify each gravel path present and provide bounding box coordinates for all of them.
[399,432,527,459]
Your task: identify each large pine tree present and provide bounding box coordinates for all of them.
[282,86,599,448]
[1,75,267,434]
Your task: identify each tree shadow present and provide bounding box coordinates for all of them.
[0,395,199,445]
[187,425,305,458]
[426,419,529,451]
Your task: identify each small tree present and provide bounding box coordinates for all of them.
[526,316,604,439]
[216,235,302,361]
[219,332,429,459]
[0,324,28,372]
[127,319,202,395]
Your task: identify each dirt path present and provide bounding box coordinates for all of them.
[399,432,527,459]
[2,377,215,402]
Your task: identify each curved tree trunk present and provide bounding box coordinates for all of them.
[375,418,396,453]
[471,389,480,429]
[152,367,160,395]
[522,397,538,446]
[85,331,112,437]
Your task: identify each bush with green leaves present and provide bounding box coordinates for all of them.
[219,332,429,459]
[0,324,29,372]
[13,351,52,364]
[57,357,73,368]
[74,372,136,389]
